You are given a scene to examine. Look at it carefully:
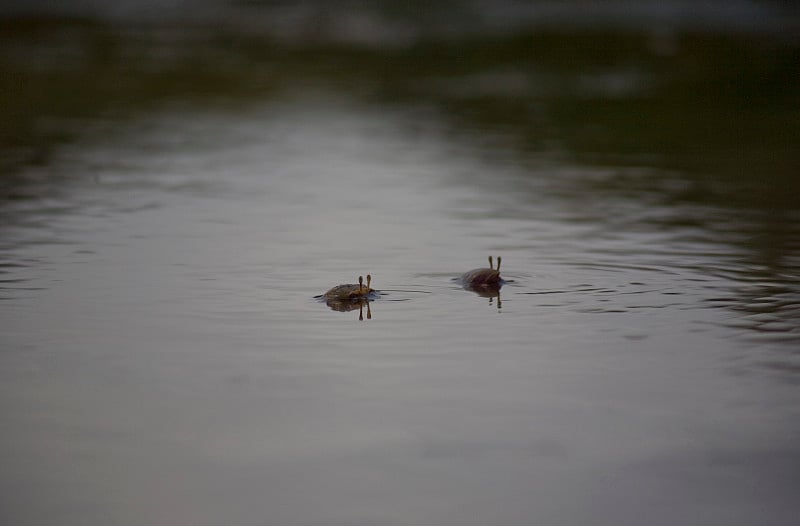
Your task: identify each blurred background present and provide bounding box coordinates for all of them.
[2,2,800,525]
[2,0,799,187]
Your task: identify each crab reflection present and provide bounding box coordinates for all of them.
[324,297,374,320]
[464,282,503,310]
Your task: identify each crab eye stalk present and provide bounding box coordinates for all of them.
[358,275,364,293]
[366,274,372,291]
[496,256,501,272]
[488,255,494,270]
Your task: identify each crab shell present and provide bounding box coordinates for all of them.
[460,267,502,287]
[323,284,375,301]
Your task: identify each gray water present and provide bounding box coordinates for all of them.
[3,96,799,526]
[2,5,800,526]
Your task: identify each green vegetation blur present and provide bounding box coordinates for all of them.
[1,3,798,209]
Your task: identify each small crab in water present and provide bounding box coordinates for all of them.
[322,274,377,301]
[460,256,504,288]
[317,274,378,320]
[458,256,504,309]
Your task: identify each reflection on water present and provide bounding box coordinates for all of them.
[2,4,800,526]
[323,297,374,321]
[463,283,503,310]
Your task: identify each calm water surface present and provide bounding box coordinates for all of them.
[2,93,800,524]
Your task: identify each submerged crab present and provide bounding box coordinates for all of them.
[316,274,378,320]
[458,256,504,310]
[322,274,376,301]
[460,256,504,288]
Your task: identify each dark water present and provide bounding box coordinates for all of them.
[2,3,800,525]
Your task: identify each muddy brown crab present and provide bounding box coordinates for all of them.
[459,256,504,288]
[316,274,379,319]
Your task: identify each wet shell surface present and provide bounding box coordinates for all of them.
[322,275,376,301]
[460,256,504,288]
